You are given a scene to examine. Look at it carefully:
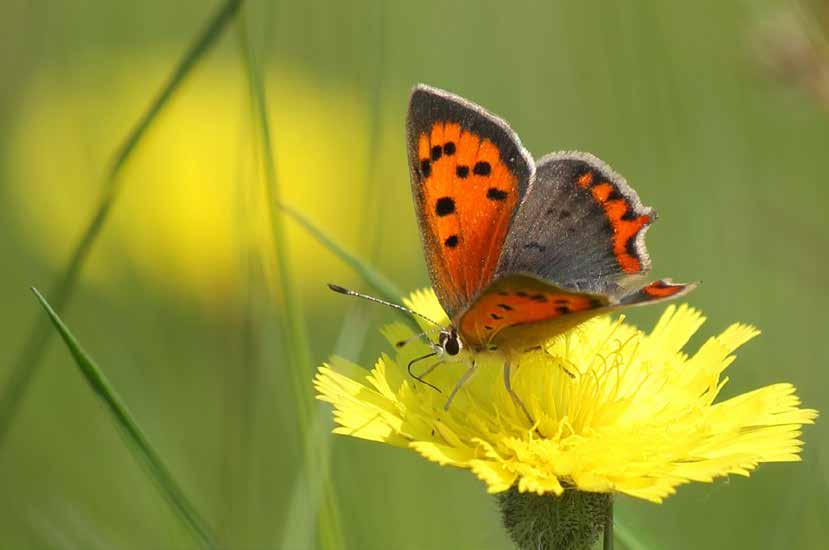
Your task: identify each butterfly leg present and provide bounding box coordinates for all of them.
[503,359,536,427]
[416,360,445,387]
[522,345,576,379]
[443,360,477,411]
[408,352,443,393]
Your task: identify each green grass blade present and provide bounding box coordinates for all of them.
[615,519,652,550]
[31,288,221,550]
[278,307,369,550]
[359,0,388,264]
[238,17,345,550]
[0,0,244,448]
[279,203,402,303]
[238,15,312,423]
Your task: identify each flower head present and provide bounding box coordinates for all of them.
[314,289,816,502]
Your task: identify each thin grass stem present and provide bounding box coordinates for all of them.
[362,0,388,263]
[614,518,651,550]
[237,15,345,550]
[31,288,221,550]
[238,15,311,426]
[279,204,402,303]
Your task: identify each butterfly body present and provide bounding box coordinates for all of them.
[406,85,695,357]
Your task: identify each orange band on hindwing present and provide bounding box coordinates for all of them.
[642,280,686,298]
[459,286,602,346]
[577,170,652,273]
[619,279,696,306]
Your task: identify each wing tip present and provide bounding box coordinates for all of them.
[621,279,699,305]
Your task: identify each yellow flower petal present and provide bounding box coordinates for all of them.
[315,291,818,502]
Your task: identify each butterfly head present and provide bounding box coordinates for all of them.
[328,283,466,357]
[437,327,463,357]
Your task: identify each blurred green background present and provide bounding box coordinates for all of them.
[1,0,827,548]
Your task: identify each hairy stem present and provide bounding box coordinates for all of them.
[497,488,612,550]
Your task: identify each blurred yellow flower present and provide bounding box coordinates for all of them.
[315,289,817,503]
[5,55,414,308]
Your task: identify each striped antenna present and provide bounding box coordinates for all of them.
[327,284,445,331]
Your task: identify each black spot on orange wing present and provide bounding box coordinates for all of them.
[444,235,459,248]
[444,141,456,155]
[420,159,431,178]
[625,238,638,260]
[487,188,508,201]
[431,145,442,161]
[456,165,469,178]
[435,197,455,216]
[473,161,491,176]
[605,186,624,201]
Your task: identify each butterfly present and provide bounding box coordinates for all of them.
[330,84,695,420]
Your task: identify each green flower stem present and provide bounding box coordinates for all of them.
[604,498,614,550]
[497,488,613,550]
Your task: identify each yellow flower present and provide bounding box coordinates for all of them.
[315,289,817,503]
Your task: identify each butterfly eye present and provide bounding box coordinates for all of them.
[444,334,461,356]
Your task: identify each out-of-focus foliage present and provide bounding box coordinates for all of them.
[0,1,826,549]
[6,56,406,307]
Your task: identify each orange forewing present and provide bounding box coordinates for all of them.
[417,121,520,312]
[459,286,602,347]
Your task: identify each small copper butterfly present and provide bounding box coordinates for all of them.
[331,84,695,419]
